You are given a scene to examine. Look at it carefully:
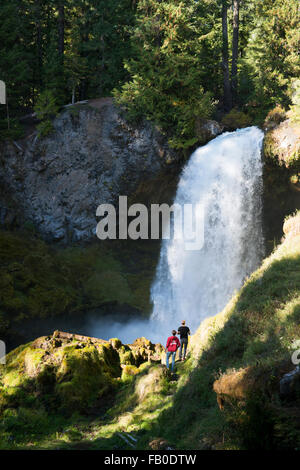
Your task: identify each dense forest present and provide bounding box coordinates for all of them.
[0,0,299,146]
[0,1,300,452]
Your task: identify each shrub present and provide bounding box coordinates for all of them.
[289,80,300,123]
[0,118,24,141]
[221,109,252,130]
[263,106,287,130]
[1,407,48,434]
[34,90,58,138]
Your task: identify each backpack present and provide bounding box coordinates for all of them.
[168,337,179,352]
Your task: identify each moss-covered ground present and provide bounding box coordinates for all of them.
[0,213,300,450]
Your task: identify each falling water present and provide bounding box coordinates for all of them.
[86,127,264,345]
[150,126,265,338]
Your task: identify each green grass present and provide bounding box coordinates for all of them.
[150,215,300,450]
[0,214,300,450]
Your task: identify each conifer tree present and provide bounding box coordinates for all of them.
[246,0,300,109]
[114,0,219,149]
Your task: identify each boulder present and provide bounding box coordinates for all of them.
[283,212,300,240]
[149,438,174,450]
[129,336,164,364]
[279,366,300,399]
[264,118,300,168]
[195,119,223,145]
[135,364,168,402]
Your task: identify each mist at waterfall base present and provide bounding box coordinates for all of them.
[87,127,265,345]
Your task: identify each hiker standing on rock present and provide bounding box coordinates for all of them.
[177,320,191,361]
[165,330,180,372]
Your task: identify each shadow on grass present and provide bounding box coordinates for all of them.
[1,251,300,450]
[139,252,300,449]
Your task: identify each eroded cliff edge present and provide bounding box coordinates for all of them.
[0,98,182,242]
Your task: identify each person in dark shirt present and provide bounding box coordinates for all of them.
[177,320,191,361]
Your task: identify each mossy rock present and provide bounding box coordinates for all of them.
[1,343,31,389]
[24,348,46,377]
[131,337,153,350]
[1,406,49,435]
[54,344,115,412]
[135,364,169,402]
[263,106,287,130]
[1,369,23,388]
[95,342,121,377]
[0,338,122,414]
[121,364,140,381]
[119,347,136,366]
[264,119,300,169]
[109,338,123,350]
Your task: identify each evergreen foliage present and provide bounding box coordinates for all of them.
[244,0,300,112]
[34,90,59,137]
[0,0,299,143]
[114,0,220,149]
[289,80,300,123]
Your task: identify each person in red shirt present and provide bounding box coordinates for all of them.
[165,330,181,372]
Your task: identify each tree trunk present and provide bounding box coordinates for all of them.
[222,0,232,111]
[231,0,240,106]
[98,33,105,97]
[58,0,65,61]
[36,0,43,88]
[6,98,10,131]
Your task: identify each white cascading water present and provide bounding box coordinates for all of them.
[149,126,265,339]
[88,126,264,344]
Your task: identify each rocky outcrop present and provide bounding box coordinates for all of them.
[283,211,300,240]
[264,118,300,169]
[263,118,300,245]
[279,366,300,399]
[0,329,164,414]
[149,438,174,450]
[0,98,180,242]
[195,119,223,145]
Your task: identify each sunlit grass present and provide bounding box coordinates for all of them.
[1,217,300,450]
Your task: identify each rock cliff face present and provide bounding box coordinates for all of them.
[263,118,300,246]
[264,118,300,168]
[0,98,180,242]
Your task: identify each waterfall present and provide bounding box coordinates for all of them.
[87,126,264,345]
[149,126,265,338]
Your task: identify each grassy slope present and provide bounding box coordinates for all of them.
[0,214,300,450]
[158,211,300,450]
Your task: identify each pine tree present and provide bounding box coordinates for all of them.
[34,89,59,137]
[114,0,219,150]
[72,0,135,98]
[221,0,232,111]
[0,0,35,114]
[231,0,240,105]
[246,0,300,109]
[65,32,88,104]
